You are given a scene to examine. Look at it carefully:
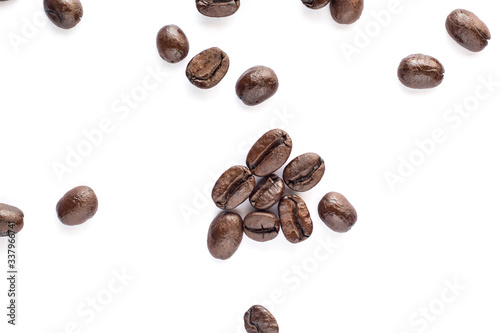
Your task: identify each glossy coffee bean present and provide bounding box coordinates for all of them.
[212,165,255,210]
[243,211,280,242]
[283,153,325,192]
[244,305,279,333]
[196,0,240,18]
[318,192,357,232]
[56,186,98,226]
[302,0,330,9]
[446,9,491,52]
[278,195,313,243]
[207,211,243,260]
[0,203,24,237]
[330,0,363,24]
[246,129,292,177]
[156,25,189,63]
[44,0,83,29]
[249,174,285,210]
[398,54,445,89]
[186,47,230,89]
[236,66,279,106]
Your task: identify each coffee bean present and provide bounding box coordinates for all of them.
[318,192,357,232]
[0,203,24,237]
[235,66,279,106]
[278,195,313,243]
[302,0,330,9]
[398,54,445,89]
[446,9,491,52]
[246,129,292,177]
[156,25,189,63]
[330,0,363,24]
[196,0,240,18]
[249,174,285,210]
[212,165,255,210]
[44,0,83,29]
[208,211,243,260]
[186,47,230,89]
[283,153,325,192]
[56,186,98,226]
[244,305,279,333]
[243,211,280,242]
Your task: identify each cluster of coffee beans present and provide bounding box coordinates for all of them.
[397,9,491,90]
[207,129,358,260]
[244,305,279,333]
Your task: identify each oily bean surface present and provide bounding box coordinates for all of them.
[236,66,279,106]
[283,153,325,192]
[0,203,24,237]
[186,47,229,89]
[212,165,255,210]
[446,9,491,52]
[397,54,445,89]
[249,174,285,210]
[318,192,357,232]
[44,0,83,29]
[156,25,189,63]
[246,129,292,177]
[330,0,363,24]
[278,195,313,243]
[243,211,280,242]
[244,305,279,333]
[302,0,330,9]
[56,186,98,226]
[196,0,240,18]
[207,212,243,260]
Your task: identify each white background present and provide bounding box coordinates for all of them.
[1,0,500,332]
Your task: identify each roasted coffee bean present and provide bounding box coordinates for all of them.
[302,0,330,9]
[207,211,243,260]
[56,186,98,226]
[196,0,240,18]
[244,305,279,333]
[212,165,255,210]
[44,0,83,29]
[246,129,292,177]
[235,66,279,106]
[0,203,24,237]
[186,47,230,89]
[156,25,189,63]
[278,195,313,243]
[283,153,325,192]
[398,54,445,89]
[243,211,280,242]
[446,9,491,52]
[330,0,363,24]
[318,192,357,233]
[249,174,285,210]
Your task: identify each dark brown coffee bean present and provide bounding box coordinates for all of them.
[249,174,285,210]
[235,66,279,106]
[186,47,230,89]
[398,54,445,89]
[0,203,24,237]
[212,165,255,210]
[330,0,363,24]
[156,25,189,63]
[446,9,491,52]
[283,153,325,192]
[244,305,279,333]
[318,192,357,233]
[246,129,292,177]
[302,0,330,9]
[278,195,313,243]
[207,211,243,260]
[196,0,240,18]
[243,211,280,242]
[56,186,98,226]
[44,0,83,29]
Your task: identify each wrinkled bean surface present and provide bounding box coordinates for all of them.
[246,129,292,177]
[44,0,83,29]
[156,25,189,63]
[0,203,24,237]
[244,305,279,333]
[278,195,313,243]
[236,66,279,106]
[318,192,357,233]
[249,174,285,210]
[212,165,255,210]
[186,47,229,89]
[446,9,491,52]
[330,0,363,24]
[283,153,325,192]
[56,186,98,226]
[398,54,445,89]
[196,0,240,18]
[208,211,243,260]
[243,211,280,242]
